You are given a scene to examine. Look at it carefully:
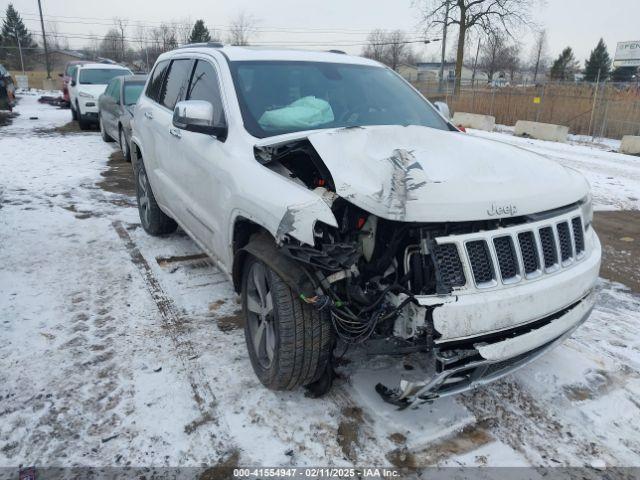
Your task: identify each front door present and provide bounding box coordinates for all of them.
[164,58,228,257]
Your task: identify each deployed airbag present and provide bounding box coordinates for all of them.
[259,96,334,130]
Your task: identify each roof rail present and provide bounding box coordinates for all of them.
[178,42,224,49]
[327,49,346,54]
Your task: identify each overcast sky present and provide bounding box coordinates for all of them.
[7,0,640,64]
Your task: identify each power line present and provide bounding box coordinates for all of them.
[6,12,422,36]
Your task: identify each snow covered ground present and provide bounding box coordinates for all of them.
[1,95,640,472]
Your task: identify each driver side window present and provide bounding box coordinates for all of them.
[186,60,226,126]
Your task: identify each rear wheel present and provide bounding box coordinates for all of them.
[242,256,334,391]
[119,128,131,162]
[135,160,177,235]
[99,115,113,142]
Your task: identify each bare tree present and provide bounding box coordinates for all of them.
[227,12,258,46]
[100,28,123,61]
[133,23,151,71]
[112,17,128,63]
[478,30,506,82]
[530,29,548,83]
[387,30,410,71]
[362,29,416,71]
[174,18,193,46]
[503,43,521,82]
[44,21,69,51]
[418,0,534,93]
[362,29,388,63]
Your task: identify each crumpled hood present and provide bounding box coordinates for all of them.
[301,125,589,222]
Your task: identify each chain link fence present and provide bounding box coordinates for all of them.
[413,79,640,140]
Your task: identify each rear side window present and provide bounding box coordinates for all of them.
[187,60,226,126]
[146,60,169,102]
[160,59,193,110]
[105,78,117,97]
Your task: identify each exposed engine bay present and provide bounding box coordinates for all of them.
[253,135,599,407]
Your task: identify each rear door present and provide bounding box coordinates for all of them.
[135,60,170,205]
[102,78,120,137]
[147,57,193,213]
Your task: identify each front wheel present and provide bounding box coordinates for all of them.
[242,256,334,391]
[135,160,177,235]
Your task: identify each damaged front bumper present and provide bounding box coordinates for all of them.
[378,290,596,408]
[377,229,601,408]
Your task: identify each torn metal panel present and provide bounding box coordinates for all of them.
[275,198,338,245]
[303,125,589,222]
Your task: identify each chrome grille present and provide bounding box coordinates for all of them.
[517,231,540,275]
[466,240,495,285]
[432,244,466,287]
[539,226,558,268]
[557,221,573,262]
[572,217,585,254]
[493,236,519,280]
[433,210,588,291]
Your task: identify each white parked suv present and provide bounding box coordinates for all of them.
[69,63,132,129]
[130,44,601,406]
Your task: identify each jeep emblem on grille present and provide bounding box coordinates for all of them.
[487,203,518,216]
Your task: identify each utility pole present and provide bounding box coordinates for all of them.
[13,29,25,74]
[471,37,481,87]
[37,0,51,79]
[438,0,451,93]
[588,68,601,138]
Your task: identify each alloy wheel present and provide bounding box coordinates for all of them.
[120,130,128,159]
[246,262,276,369]
[137,168,151,228]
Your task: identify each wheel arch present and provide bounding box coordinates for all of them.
[231,218,315,296]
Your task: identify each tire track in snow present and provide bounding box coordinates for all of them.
[112,220,240,463]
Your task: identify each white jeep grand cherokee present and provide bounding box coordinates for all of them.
[130,44,601,407]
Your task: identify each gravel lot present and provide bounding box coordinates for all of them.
[1,94,639,473]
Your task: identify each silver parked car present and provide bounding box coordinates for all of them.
[98,74,146,161]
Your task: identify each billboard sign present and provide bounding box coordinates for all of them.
[614,41,640,67]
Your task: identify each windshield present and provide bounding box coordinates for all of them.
[124,82,145,105]
[80,68,131,85]
[229,61,449,138]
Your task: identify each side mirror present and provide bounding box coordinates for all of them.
[434,101,451,120]
[71,80,76,87]
[173,100,227,139]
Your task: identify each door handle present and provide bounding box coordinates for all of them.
[144,111,153,120]
[169,127,182,139]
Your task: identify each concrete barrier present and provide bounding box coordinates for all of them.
[620,136,640,155]
[514,120,568,143]
[451,112,495,131]
[42,78,60,92]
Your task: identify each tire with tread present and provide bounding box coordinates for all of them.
[99,115,113,142]
[119,127,131,162]
[135,160,177,235]
[242,255,334,391]
[77,103,90,130]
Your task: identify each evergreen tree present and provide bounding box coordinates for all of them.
[2,4,35,47]
[189,20,211,43]
[550,47,579,81]
[584,38,611,81]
